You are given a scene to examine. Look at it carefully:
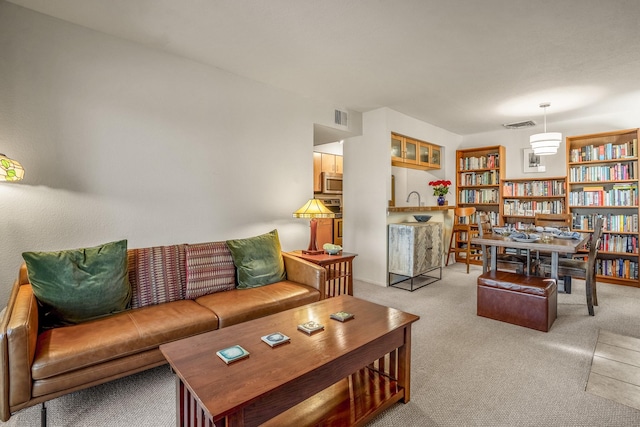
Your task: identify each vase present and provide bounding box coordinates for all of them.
[437,195,445,206]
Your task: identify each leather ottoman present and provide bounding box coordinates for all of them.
[477,270,557,332]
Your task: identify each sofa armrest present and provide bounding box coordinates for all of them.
[0,282,39,419]
[282,253,327,299]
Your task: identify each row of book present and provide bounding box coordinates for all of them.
[569,139,638,163]
[502,180,566,197]
[502,200,565,216]
[598,234,638,254]
[596,258,639,280]
[459,153,500,171]
[458,189,499,204]
[568,186,638,207]
[572,213,639,233]
[460,170,499,186]
[569,162,636,182]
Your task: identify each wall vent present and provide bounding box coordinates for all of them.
[502,120,536,129]
[334,109,348,127]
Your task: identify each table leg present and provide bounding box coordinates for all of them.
[551,252,559,281]
[490,246,497,272]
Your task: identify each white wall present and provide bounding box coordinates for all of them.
[344,108,462,286]
[461,111,640,179]
[0,3,361,305]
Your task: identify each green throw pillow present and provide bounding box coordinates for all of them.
[22,240,132,327]
[226,230,286,289]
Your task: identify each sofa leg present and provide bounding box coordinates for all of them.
[41,402,47,427]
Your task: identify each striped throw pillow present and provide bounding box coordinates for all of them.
[185,242,236,299]
[127,244,186,308]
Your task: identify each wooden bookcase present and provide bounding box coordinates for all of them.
[455,145,505,264]
[501,177,567,229]
[566,128,639,287]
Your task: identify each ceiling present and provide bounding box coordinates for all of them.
[9,0,640,140]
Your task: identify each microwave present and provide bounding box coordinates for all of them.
[321,172,343,194]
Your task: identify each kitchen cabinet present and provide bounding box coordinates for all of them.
[391,132,441,171]
[313,152,343,192]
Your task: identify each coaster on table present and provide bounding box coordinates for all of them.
[216,345,250,364]
[261,332,290,347]
[297,320,324,334]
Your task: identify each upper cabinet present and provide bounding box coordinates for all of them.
[313,152,343,192]
[391,132,441,170]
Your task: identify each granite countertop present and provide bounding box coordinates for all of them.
[388,205,456,213]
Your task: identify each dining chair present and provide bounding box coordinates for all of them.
[476,213,528,274]
[533,212,574,288]
[538,216,604,316]
[534,213,572,228]
[446,207,477,273]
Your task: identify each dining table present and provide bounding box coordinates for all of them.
[471,232,589,281]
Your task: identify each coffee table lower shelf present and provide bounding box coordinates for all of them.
[263,366,404,427]
[177,366,404,427]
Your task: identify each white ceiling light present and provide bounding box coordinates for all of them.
[530,103,562,156]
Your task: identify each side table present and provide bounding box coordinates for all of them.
[288,251,357,297]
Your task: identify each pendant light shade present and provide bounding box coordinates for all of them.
[530,103,562,156]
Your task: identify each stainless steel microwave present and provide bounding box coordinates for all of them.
[321,172,343,194]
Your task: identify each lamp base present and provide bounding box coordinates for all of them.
[302,249,325,255]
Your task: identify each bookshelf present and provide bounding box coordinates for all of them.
[501,177,567,229]
[456,145,505,226]
[567,128,639,287]
[455,146,505,265]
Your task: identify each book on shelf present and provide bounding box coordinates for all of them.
[330,311,354,322]
[261,332,291,347]
[297,320,324,334]
[216,345,250,364]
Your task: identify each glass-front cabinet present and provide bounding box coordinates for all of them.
[391,132,441,171]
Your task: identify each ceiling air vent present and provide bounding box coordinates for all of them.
[502,120,536,129]
[334,109,348,127]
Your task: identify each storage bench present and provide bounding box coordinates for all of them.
[477,271,557,332]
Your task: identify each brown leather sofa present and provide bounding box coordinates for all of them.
[0,242,326,422]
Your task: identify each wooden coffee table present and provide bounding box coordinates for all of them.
[159,295,419,427]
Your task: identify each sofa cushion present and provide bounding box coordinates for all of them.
[127,244,186,308]
[195,281,320,328]
[31,300,218,380]
[185,242,236,299]
[226,229,286,289]
[22,240,131,327]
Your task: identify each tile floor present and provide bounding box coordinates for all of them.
[587,330,640,411]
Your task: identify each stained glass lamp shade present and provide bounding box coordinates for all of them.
[0,154,24,182]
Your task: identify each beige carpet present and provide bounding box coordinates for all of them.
[3,263,640,426]
[587,330,640,411]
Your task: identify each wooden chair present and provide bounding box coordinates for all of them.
[539,217,604,316]
[477,213,528,274]
[533,213,574,289]
[534,213,572,228]
[446,207,477,273]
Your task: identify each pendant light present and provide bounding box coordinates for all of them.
[530,103,562,156]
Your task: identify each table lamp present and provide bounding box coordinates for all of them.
[0,154,25,182]
[293,198,336,255]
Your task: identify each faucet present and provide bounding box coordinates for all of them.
[406,191,421,207]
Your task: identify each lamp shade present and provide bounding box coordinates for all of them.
[530,132,562,156]
[0,154,25,182]
[292,199,335,219]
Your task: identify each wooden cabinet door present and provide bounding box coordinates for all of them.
[418,143,430,166]
[404,138,418,164]
[430,145,441,167]
[335,155,343,174]
[321,153,336,173]
[313,152,322,192]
